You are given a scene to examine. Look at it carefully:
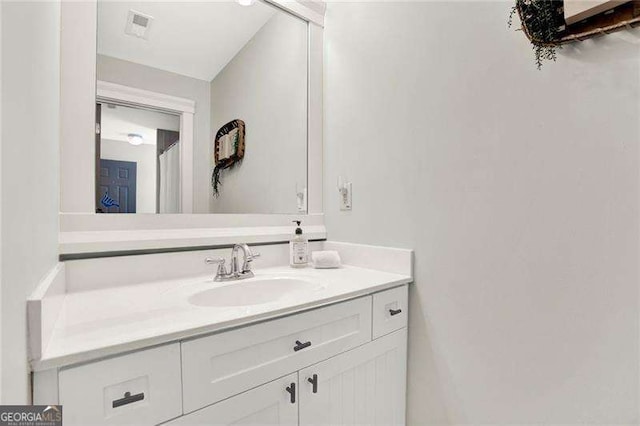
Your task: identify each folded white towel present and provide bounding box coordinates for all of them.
[311,250,341,269]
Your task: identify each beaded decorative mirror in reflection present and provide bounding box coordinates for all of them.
[212,119,246,197]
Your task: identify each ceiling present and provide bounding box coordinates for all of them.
[97,1,277,81]
[100,103,181,145]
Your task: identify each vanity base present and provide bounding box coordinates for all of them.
[33,285,409,426]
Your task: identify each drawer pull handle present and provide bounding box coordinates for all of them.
[308,374,318,393]
[285,382,296,404]
[389,308,402,316]
[112,391,144,408]
[293,340,312,352]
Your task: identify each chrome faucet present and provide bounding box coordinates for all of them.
[205,244,260,282]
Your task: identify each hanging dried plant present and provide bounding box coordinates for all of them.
[509,0,565,69]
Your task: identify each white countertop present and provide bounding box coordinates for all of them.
[34,265,411,370]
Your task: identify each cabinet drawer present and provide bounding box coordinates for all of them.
[181,296,372,414]
[59,344,182,426]
[372,285,408,339]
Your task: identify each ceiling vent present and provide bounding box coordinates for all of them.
[125,10,153,40]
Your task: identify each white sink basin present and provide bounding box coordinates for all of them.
[188,276,325,307]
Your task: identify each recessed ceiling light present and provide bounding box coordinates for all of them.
[237,0,255,6]
[127,134,144,146]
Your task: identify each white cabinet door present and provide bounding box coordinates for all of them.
[167,373,298,426]
[299,329,407,426]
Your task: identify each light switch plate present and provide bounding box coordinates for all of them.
[340,182,352,211]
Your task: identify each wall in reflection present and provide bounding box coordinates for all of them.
[209,12,307,214]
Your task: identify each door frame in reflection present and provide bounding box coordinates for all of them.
[96,80,195,213]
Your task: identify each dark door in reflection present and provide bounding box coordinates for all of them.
[98,159,137,213]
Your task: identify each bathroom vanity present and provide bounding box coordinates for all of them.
[29,242,412,426]
[37,1,414,424]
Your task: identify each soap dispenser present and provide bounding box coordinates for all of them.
[289,220,309,268]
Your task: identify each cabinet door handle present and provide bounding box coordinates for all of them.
[285,383,296,404]
[389,308,402,316]
[293,340,312,352]
[112,391,144,408]
[308,374,318,394]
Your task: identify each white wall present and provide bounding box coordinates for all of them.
[1,0,60,403]
[101,139,157,214]
[60,1,96,213]
[97,55,211,213]
[209,13,307,214]
[324,2,639,424]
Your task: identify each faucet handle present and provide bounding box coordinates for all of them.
[205,257,228,278]
[248,252,260,261]
[240,251,260,273]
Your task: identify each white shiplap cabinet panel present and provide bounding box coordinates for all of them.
[299,329,407,426]
[167,373,299,426]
